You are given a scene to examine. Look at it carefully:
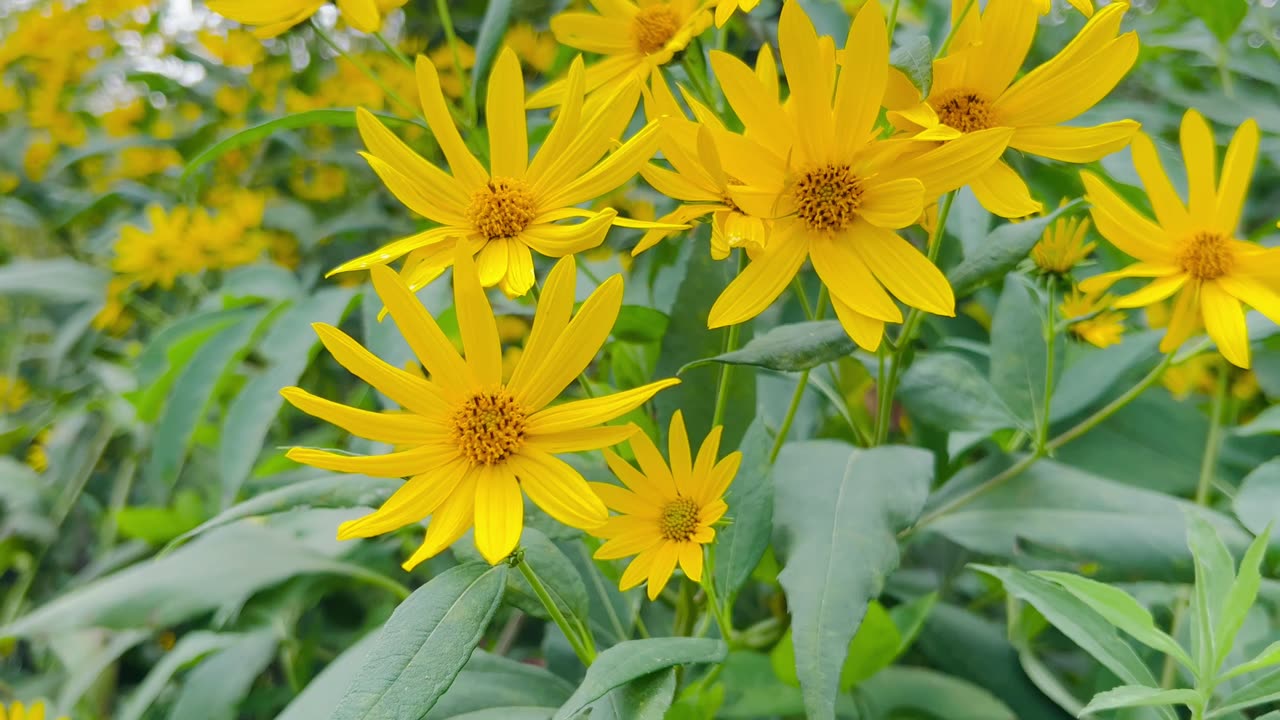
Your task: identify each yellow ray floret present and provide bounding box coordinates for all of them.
[283,249,679,568]
[1079,110,1279,369]
[589,411,740,600]
[206,0,394,36]
[334,48,673,297]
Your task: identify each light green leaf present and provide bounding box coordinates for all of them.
[888,592,938,656]
[857,666,1017,720]
[586,669,677,720]
[897,353,1019,433]
[946,203,1077,297]
[1236,405,1280,436]
[613,306,670,344]
[1213,667,1280,717]
[680,320,853,374]
[1185,512,1238,673]
[449,710,554,720]
[1033,571,1196,672]
[118,631,243,720]
[1185,0,1248,43]
[0,258,109,304]
[428,650,576,718]
[1079,685,1201,715]
[1223,640,1280,681]
[771,602,901,691]
[551,638,727,720]
[989,276,1060,433]
[1215,526,1271,671]
[773,442,933,720]
[713,418,773,596]
[470,0,514,109]
[332,563,508,720]
[889,33,932,96]
[1233,460,1280,539]
[166,629,278,720]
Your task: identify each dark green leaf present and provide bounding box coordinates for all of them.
[1237,405,1280,436]
[989,276,1058,433]
[713,417,773,596]
[773,442,933,720]
[119,632,245,720]
[428,650,576,719]
[681,320,853,374]
[332,563,507,720]
[456,528,589,623]
[613,305,671,344]
[166,629,278,720]
[898,353,1018,433]
[1051,330,1162,422]
[551,638,726,720]
[1186,0,1248,43]
[585,669,676,720]
[946,203,1077,297]
[1234,459,1280,538]
[857,666,1017,720]
[1079,685,1199,715]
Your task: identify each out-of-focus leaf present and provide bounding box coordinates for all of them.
[1237,405,1280,436]
[0,258,109,304]
[857,666,1017,720]
[166,629,278,720]
[275,632,378,720]
[1185,0,1248,43]
[470,0,514,109]
[1081,685,1200,715]
[989,276,1059,434]
[898,353,1018,433]
[427,650,576,719]
[118,631,244,720]
[1234,459,1280,540]
[551,638,726,720]
[1217,667,1280,716]
[613,305,670,344]
[681,320,853,374]
[115,490,204,544]
[713,418,773,596]
[946,203,1076,297]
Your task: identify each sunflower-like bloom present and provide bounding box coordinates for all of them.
[589,411,739,600]
[334,49,666,296]
[282,250,679,567]
[634,67,772,259]
[1031,212,1094,275]
[1078,111,1278,369]
[206,0,400,36]
[703,0,1012,350]
[528,0,712,109]
[1,700,66,720]
[887,0,1139,218]
[1061,289,1124,348]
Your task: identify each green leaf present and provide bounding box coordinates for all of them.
[428,650,576,718]
[0,258,110,304]
[332,562,508,720]
[773,442,933,720]
[680,320,853,374]
[856,666,1016,720]
[118,632,244,720]
[771,602,902,691]
[166,629,278,720]
[181,110,425,182]
[713,417,773,596]
[563,539,639,648]
[1185,512,1237,673]
[1234,459,1280,538]
[144,308,273,489]
[1186,0,1248,43]
[1223,640,1280,681]
[470,0,514,109]
[551,638,727,720]
[946,203,1077,297]
[1051,330,1162,422]
[218,263,302,302]
[276,633,380,720]
[115,490,204,544]
[1078,685,1201,715]
[989,276,1059,433]
[1033,571,1195,672]
[585,669,677,720]
[613,306,670,344]
[456,528,589,624]
[889,33,932,96]
[1236,405,1280,436]
[1215,525,1271,670]
[897,353,1018,433]
[448,710,553,720]
[888,592,938,656]
[218,287,357,505]
[1215,667,1280,717]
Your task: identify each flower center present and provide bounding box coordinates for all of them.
[932,88,995,133]
[451,390,527,465]
[658,496,701,542]
[466,178,538,241]
[793,164,864,232]
[1177,231,1234,280]
[631,5,680,55]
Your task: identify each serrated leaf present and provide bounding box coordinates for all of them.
[681,320,853,373]
[551,638,726,720]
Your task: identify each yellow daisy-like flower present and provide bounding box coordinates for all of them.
[634,68,771,260]
[528,0,712,109]
[282,250,679,568]
[197,29,265,68]
[1078,110,1278,369]
[703,0,1012,350]
[206,0,389,37]
[1,700,66,720]
[1060,289,1124,348]
[112,205,201,290]
[0,375,32,413]
[887,0,1139,218]
[713,0,760,27]
[1031,212,1094,275]
[333,49,665,297]
[589,411,739,600]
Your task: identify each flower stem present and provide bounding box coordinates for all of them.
[311,20,417,118]
[886,0,902,41]
[519,554,596,665]
[1037,282,1057,452]
[938,0,977,56]
[769,286,828,462]
[375,30,414,70]
[701,543,736,644]
[711,251,748,428]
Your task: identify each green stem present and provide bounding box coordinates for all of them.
[1194,364,1229,506]
[885,0,902,41]
[1037,282,1057,452]
[711,252,748,428]
[375,30,414,70]
[519,555,596,665]
[906,351,1178,537]
[701,544,735,644]
[311,20,417,118]
[434,0,475,123]
[769,369,810,463]
[938,0,977,56]
[791,276,815,320]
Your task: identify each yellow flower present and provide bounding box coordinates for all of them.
[1,699,66,720]
[1079,110,1278,369]
[267,231,302,269]
[1031,212,1094,275]
[214,86,251,116]
[289,162,348,201]
[112,205,200,289]
[703,0,1012,350]
[427,41,477,99]
[712,0,760,27]
[589,411,739,600]
[0,172,18,193]
[102,99,146,137]
[93,279,134,335]
[888,0,1139,217]
[282,251,679,567]
[23,138,56,182]
[504,23,559,74]
[528,0,712,109]
[1035,0,1093,16]
[26,430,50,474]
[332,49,663,297]
[0,375,32,413]
[1162,354,1216,400]
[198,29,266,67]
[1060,289,1124,348]
[206,0,386,37]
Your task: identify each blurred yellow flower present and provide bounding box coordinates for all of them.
[334,49,663,297]
[267,232,302,269]
[0,172,19,193]
[0,376,32,413]
[101,99,146,137]
[112,205,200,289]
[529,0,712,109]
[887,0,1139,217]
[0,699,66,720]
[23,138,56,182]
[1035,0,1093,16]
[26,430,50,474]
[206,0,389,37]
[504,24,558,73]
[289,162,348,201]
[282,252,678,567]
[1031,213,1094,275]
[198,29,266,67]
[427,41,476,99]
[589,411,739,600]
[1080,110,1278,369]
[117,147,183,179]
[93,279,134,335]
[214,86,251,115]
[1060,289,1124,348]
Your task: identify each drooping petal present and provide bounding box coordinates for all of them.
[508,449,609,529]
[619,544,662,591]
[416,55,488,191]
[370,264,474,392]
[1159,282,1201,354]
[312,323,451,416]
[1080,171,1175,263]
[499,240,536,297]
[473,466,524,564]
[1112,274,1187,309]
[487,49,529,179]
[1130,132,1190,233]
[286,443,455,478]
[810,234,902,322]
[452,248,503,388]
[1201,281,1250,368]
[678,541,704,582]
[596,530,660,560]
[527,379,681,435]
[1214,118,1259,232]
[280,386,445,444]
[1009,121,1141,163]
[708,227,810,328]
[831,295,887,352]
[1180,109,1218,222]
[853,221,955,317]
[402,471,478,569]
[970,159,1043,218]
[521,210,617,257]
[1218,274,1280,326]
[337,459,470,539]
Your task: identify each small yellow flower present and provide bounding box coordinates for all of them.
[504,23,559,74]
[0,699,67,720]
[23,137,56,182]
[101,99,146,137]
[1031,213,1094,275]
[0,172,18,193]
[0,376,32,413]
[1080,110,1278,369]
[112,205,201,289]
[214,86,251,115]
[198,29,266,67]
[26,430,50,474]
[93,279,135,335]
[1060,289,1124,348]
[282,250,679,567]
[289,162,348,202]
[528,0,712,109]
[589,411,739,600]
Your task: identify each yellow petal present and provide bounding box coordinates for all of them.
[1078,262,1180,295]
[356,108,469,215]
[853,221,955,317]
[634,205,717,256]
[810,234,902,322]
[528,424,637,453]
[452,248,503,387]
[1112,274,1187,309]
[280,386,443,444]
[678,541,704,583]
[327,226,460,276]
[698,452,742,507]
[996,31,1137,127]
[514,274,624,410]
[640,162,720,202]
[619,544,661,591]
[548,11,632,54]
[528,56,586,182]
[589,481,659,518]
[858,177,924,229]
[646,541,679,600]
[777,1,832,165]
[400,239,463,292]
[832,0,886,159]
[508,255,575,396]
[1080,170,1174,263]
[1218,274,1280,326]
[1160,282,1201,354]
[967,0,1037,98]
[370,264,474,391]
[596,531,660,560]
[668,410,693,489]
[521,210,617,257]
[1009,121,1140,163]
[403,471,478,570]
[487,49,529,179]
[887,127,1014,197]
[1181,109,1218,222]
[527,379,681,435]
[605,444,679,502]
[541,121,664,210]
[1215,118,1259,231]
[508,449,609,529]
[416,55,488,191]
[312,323,448,416]
[500,240,536,297]
[1201,281,1250,368]
[710,50,791,159]
[359,152,466,225]
[473,466,524,564]
[474,237,509,287]
[970,159,1043,218]
[336,0,380,31]
[337,459,470,539]
[708,226,810,328]
[1130,132,1190,233]
[884,66,921,111]
[689,424,724,501]
[533,69,641,191]
[286,443,453,478]
[831,296,887,352]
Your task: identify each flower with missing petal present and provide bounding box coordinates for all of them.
[528,0,712,110]
[333,49,667,297]
[1079,110,1279,369]
[589,411,739,600]
[1060,289,1124,348]
[282,250,679,567]
[887,0,1139,218]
